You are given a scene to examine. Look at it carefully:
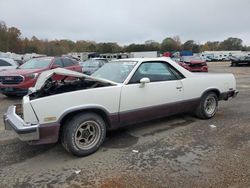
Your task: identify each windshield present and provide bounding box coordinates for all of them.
[19,58,52,69]
[82,60,99,67]
[92,61,137,83]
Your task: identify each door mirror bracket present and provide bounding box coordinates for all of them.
[139,77,150,88]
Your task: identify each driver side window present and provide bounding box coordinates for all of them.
[129,62,180,84]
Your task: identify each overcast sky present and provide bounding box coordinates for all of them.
[1,0,250,46]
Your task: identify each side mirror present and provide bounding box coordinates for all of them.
[139,77,150,88]
[51,64,60,69]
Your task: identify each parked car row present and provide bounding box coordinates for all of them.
[231,56,250,67]
[1,54,208,97]
[201,55,231,62]
[2,53,247,97]
[80,58,108,75]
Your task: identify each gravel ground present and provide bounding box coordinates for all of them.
[0,61,250,187]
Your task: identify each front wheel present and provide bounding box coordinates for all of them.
[61,113,106,157]
[195,92,218,119]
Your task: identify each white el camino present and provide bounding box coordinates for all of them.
[4,57,238,156]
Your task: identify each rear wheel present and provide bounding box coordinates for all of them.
[195,92,218,119]
[61,113,106,157]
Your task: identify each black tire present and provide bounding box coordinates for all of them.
[3,93,15,97]
[61,113,106,157]
[195,92,218,119]
[231,62,237,67]
[3,93,23,98]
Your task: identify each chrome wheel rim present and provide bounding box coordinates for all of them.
[204,96,217,115]
[74,120,101,150]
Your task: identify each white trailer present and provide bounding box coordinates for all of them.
[130,51,159,58]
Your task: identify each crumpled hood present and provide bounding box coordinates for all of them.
[0,68,45,76]
[31,68,118,92]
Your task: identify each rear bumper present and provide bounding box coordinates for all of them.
[4,105,60,144]
[219,90,239,100]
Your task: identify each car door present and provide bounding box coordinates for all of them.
[51,58,65,80]
[119,61,185,125]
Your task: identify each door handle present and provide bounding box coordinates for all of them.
[176,86,182,89]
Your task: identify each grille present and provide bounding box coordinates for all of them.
[0,76,24,85]
[190,64,202,68]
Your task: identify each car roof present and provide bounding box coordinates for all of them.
[111,57,172,63]
[32,56,54,60]
[0,57,15,61]
[0,57,17,66]
[91,58,107,60]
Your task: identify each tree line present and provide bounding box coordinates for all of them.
[0,21,250,56]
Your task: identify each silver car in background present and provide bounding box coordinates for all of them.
[0,57,19,71]
[80,58,108,75]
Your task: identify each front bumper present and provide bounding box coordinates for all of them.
[4,105,60,144]
[4,105,39,141]
[0,88,28,95]
[0,78,36,95]
[190,66,208,72]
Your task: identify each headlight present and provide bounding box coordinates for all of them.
[25,73,39,79]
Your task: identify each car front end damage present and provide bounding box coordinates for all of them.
[4,105,39,141]
[3,68,117,145]
[3,98,60,145]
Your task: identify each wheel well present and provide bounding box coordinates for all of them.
[58,109,110,141]
[203,89,220,98]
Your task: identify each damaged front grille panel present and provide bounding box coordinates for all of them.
[15,103,23,118]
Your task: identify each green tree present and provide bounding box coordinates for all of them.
[144,40,161,51]
[74,40,96,52]
[125,44,146,52]
[6,27,22,53]
[161,37,179,52]
[182,40,201,53]
[201,41,220,51]
[172,36,181,50]
[219,37,243,50]
[0,21,8,51]
[182,40,194,51]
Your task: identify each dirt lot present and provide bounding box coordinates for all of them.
[0,61,250,187]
